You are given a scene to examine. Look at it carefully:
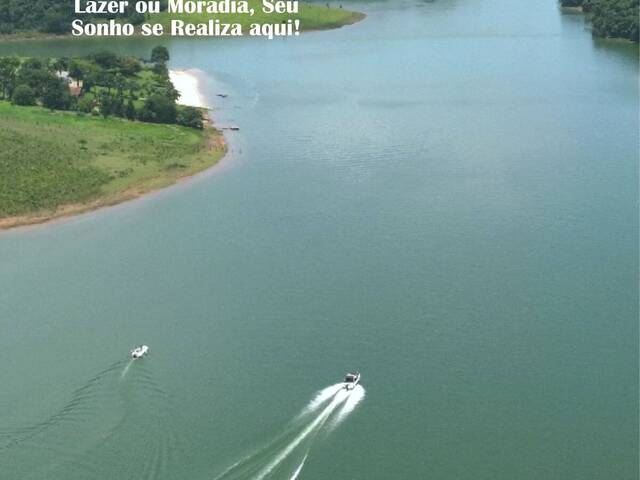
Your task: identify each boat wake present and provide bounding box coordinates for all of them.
[0,358,182,480]
[289,452,308,480]
[120,359,134,379]
[214,383,365,480]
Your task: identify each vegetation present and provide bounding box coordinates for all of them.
[0,46,224,226]
[0,48,204,129]
[149,1,364,33]
[11,84,35,105]
[560,0,639,42]
[0,0,145,35]
[0,0,362,38]
[0,100,225,225]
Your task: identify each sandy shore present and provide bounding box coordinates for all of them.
[169,69,209,109]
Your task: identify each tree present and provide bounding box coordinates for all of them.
[150,46,170,64]
[90,51,119,69]
[42,78,70,110]
[12,84,36,105]
[560,0,639,42]
[138,94,177,124]
[176,106,204,129]
[152,62,168,76]
[0,56,20,99]
[118,56,142,76]
[52,57,69,74]
[113,73,127,96]
[99,93,117,118]
[16,67,56,98]
[42,11,70,34]
[124,99,136,120]
[22,57,44,70]
[68,60,85,82]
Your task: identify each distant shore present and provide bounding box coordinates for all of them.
[0,4,365,43]
[0,70,226,231]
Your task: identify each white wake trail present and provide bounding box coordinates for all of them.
[329,385,366,431]
[120,360,134,380]
[303,384,344,415]
[254,390,349,480]
[289,453,309,480]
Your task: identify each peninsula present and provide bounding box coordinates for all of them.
[0,48,225,229]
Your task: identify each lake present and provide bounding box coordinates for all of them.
[0,1,638,478]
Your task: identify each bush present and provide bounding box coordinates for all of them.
[42,78,71,110]
[177,106,204,129]
[138,94,177,124]
[76,95,95,113]
[12,84,36,106]
[151,46,170,64]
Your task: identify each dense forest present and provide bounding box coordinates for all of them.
[560,0,639,42]
[0,46,204,129]
[0,0,152,34]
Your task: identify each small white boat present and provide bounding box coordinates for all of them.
[344,372,361,390]
[131,345,149,359]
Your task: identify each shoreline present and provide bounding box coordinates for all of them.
[0,70,228,231]
[0,9,367,231]
[0,12,365,43]
[0,128,227,231]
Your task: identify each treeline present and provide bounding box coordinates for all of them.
[560,0,639,42]
[0,46,204,129]
[0,0,168,34]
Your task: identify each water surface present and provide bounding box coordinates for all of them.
[0,1,638,478]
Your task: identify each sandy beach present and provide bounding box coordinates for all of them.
[169,69,209,108]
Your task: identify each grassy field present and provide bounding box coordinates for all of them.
[0,101,225,228]
[151,1,364,32]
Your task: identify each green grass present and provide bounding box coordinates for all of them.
[150,1,363,32]
[0,101,225,221]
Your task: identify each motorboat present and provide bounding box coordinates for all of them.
[344,372,361,390]
[131,345,149,359]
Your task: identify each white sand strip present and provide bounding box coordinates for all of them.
[169,69,209,108]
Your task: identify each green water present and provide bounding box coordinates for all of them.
[0,1,638,478]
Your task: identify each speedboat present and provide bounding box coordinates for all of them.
[131,345,149,359]
[344,372,361,390]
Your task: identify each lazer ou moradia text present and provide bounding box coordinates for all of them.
[72,0,302,39]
